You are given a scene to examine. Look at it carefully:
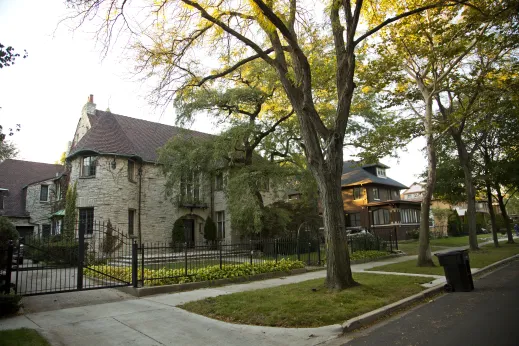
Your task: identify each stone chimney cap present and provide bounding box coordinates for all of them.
[88,94,94,103]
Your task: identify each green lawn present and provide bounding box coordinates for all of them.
[398,234,499,255]
[180,273,431,327]
[397,243,448,256]
[367,242,519,276]
[429,233,496,247]
[0,329,50,346]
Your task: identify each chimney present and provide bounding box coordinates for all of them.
[82,94,97,117]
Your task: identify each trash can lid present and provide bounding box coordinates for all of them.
[434,249,468,257]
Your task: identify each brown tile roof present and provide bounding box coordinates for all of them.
[0,159,65,217]
[68,110,212,162]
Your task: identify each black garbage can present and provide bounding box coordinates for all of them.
[435,250,474,292]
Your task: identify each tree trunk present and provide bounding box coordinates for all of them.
[316,167,356,289]
[496,186,514,243]
[483,148,499,247]
[418,98,435,267]
[451,133,478,250]
[485,179,499,247]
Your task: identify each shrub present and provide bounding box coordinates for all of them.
[406,228,420,240]
[0,217,18,269]
[350,250,390,261]
[204,217,217,243]
[0,293,22,316]
[24,240,81,264]
[102,219,120,254]
[447,210,463,236]
[348,232,386,252]
[84,259,305,287]
[172,218,185,246]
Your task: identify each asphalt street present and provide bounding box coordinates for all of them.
[343,259,519,346]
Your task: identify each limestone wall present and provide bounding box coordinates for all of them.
[70,156,216,244]
[25,178,58,235]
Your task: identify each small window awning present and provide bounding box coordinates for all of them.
[51,209,66,217]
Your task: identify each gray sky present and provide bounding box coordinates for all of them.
[0,0,426,187]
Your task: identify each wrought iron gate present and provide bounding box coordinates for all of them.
[4,221,133,296]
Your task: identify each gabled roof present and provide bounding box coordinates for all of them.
[341,161,408,189]
[0,159,65,217]
[68,110,213,163]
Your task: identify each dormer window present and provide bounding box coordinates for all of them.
[376,167,386,178]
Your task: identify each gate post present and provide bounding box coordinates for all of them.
[394,226,398,250]
[317,239,321,266]
[4,241,13,294]
[274,239,278,263]
[132,240,138,288]
[219,240,223,269]
[249,239,253,265]
[307,242,311,265]
[77,228,84,290]
[184,242,188,276]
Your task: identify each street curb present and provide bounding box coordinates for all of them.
[341,284,443,333]
[471,253,519,278]
[118,267,313,297]
[341,253,519,334]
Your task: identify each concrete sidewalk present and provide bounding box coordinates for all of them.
[0,236,514,346]
[0,255,417,346]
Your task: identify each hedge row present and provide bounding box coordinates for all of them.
[350,250,391,261]
[25,242,81,264]
[84,259,305,286]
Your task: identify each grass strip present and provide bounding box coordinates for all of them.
[180,273,431,327]
[367,242,519,276]
[0,328,50,346]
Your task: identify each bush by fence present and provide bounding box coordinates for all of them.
[85,259,305,286]
[24,239,81,264]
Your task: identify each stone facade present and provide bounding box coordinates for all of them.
[24,178,62,236]
[70,156,216,243]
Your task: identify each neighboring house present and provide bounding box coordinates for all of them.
[341,161,421,240]
[402,182,450,228]
[401,182,489,228]
[67,95,281,244]
[0,159,65,238]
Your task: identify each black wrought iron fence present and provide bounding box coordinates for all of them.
[138,232,394,286]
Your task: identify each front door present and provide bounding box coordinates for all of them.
[183,219,195,246]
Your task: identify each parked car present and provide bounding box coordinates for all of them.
[344,227,369,236]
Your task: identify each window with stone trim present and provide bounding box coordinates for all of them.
[128,209,135,235]
[81,156,97,177]
[216,211,225,240]
[215,172,224,191]
[180,171,201,202]
[40,185,49,201]
[79,208,94,235]
[128,160,136,182]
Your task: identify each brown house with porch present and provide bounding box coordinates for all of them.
[341,161,421,241]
